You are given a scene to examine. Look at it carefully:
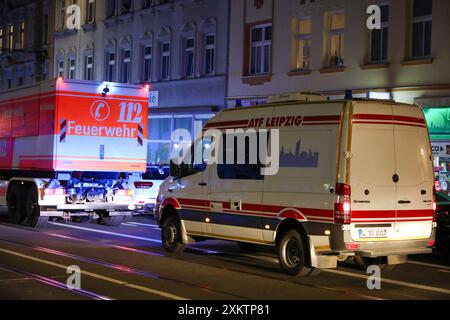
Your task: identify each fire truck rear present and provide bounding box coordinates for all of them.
[0,79,149,227]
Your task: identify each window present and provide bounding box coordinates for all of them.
[107,0,117,17]
[57,60,64,77]
[68,57,76,79]
[327,12,345,67]
[0,27,3,53]
[142,45,152,82]
[84,55,94,80]
[411,0,432,58]
[121,0,132,13]
[8,25,14,51]
[184,37,195,78]
[43,14,49,45]
[86,0,95,23]
[370,5,389,62]
[60,0,66,30]
[106,51,115,81]
[217,133,265,180]
[204,34,215,75]
[293,18,312,70]
[19,21,25,49]
[160,42,170,80]
[249,24,272,75]
[121,49,131,83]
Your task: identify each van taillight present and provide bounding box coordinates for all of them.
[334,183,351,225]
[432,186,437,222]
[134,181,153,189]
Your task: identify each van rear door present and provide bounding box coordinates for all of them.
[350,103,398,241]
[392,105,434,240]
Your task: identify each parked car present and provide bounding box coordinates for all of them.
[129,166,170,214]
[435,190,450,254]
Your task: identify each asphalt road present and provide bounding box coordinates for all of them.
[0,213,449,300]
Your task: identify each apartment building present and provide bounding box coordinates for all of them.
[227,0,450,107]
[53,0,230,165]
[0,0,56,90]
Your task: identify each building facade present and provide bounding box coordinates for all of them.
[0,0,56,91]
[53,0,230,165]
[227,0,450,106]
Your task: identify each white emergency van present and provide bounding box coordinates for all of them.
[155,94,436,275]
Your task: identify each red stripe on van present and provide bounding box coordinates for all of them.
[353,114,426,124]
[352,210,433,219]
[303,115,341,122]
[353,121,427,128]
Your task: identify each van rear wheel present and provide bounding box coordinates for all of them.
[161,215,186,254]
[277,230,311,276]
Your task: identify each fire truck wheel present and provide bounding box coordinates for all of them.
[101,215,124,227]
[277,230,311,276]
[7,184,23,225]
[161,215,186,254]
[237,242,259,253]
[23,187,47,228]
[353,256,396,271]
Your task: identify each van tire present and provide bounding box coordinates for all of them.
[353,256,396,271]
[22,186,45,228]
[277,230,311,276]
[238,242,259,253]
[7,184,23,224]
[161,215,186,254]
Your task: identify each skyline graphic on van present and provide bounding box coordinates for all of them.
[279,139,319,168]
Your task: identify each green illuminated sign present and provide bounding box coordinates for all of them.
[423,107,450,135]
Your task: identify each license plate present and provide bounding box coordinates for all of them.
[358,228,387,238]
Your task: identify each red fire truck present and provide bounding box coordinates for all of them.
[0,78,149,227]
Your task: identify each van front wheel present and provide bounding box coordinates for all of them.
[161,215,186,254]
[277,230,311,276]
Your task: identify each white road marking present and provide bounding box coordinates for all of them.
[121,223,138,227]
[128,222,158,227]
[406,260,450,271]
[45,222,450,295]
[48,222,161,243]
[0,247,188,300]
[323,269,450,295]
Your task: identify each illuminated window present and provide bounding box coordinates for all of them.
[8,25,14,51]
[411,0,432,58]
[293,18,311,70]
[249,23,272,75]
[160,42,170,80]
[142,45,152,82]
[184,37,195,78]
[204,34,215,75]
[327,12,345,67]
[84,55,94,80]
[86,0,95,23]
[19,21,25,49]
[371,5,389,62]
[0,27,3,53]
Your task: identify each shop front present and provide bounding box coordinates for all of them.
[423,106,450,192]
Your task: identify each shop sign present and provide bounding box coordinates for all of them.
[423,107,450,135]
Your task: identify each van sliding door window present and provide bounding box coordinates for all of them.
[217,133,265,180]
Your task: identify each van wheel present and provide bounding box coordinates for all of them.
[101,215,124,227]
[238,242,259,253]
[161,215,186,254]
[353,256,396,271]
[7,185,23,224]
[277,230,311,276]
[22,186,46,228]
